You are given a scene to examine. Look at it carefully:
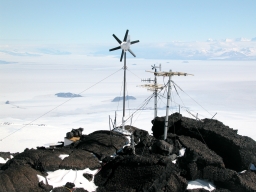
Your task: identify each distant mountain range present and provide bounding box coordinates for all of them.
[55,92,82,98]
[136,37,256,60]
[112,96,136,102]
[1,37,256,60]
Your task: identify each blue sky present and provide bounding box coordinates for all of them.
[1,0,256,59]
[1,0,256,43]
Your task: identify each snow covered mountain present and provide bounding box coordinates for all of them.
[1,37,256,60]
[137,37,256,60]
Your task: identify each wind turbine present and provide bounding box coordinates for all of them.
[109,29,139,62]
[109,30,139,130]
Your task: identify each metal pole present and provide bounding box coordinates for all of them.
[164,70,172,140]
[109,115,111,130]
[122,52,127,130]
[109,115,113,146]
[154,68,157,118]
[131,134,135,155]
[114,111,117,128]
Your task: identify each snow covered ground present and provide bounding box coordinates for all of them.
[0,53,256,153]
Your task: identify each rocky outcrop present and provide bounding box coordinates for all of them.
[2,148,100,172]
[177,135,225,180]
[0,114,256,192]
[202,166,256,192]
[77,130,129,160]
[0,164,45,192]
[149,113,256,191]
[95,155,187,192]
[152,113,256,171]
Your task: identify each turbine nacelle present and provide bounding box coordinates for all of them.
[121,42,130,51]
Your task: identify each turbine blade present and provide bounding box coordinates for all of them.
[123,30,129,42]
[120,50,124,62]
[131,40,139,44]
[113,34,122,44]
[127,35,130,43]
[109,46,121,51]
[128,49,136,57]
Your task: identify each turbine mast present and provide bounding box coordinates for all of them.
[109,30,139,130]
[122,52,126,130]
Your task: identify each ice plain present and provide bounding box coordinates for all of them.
[0,53,256,152]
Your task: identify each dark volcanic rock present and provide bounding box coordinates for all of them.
[60,149,101,170]
[83,173,93,181]
[2,148,68,171]
[214,189,232,192]
[95,155,187,191]
[38,181,53,191]
[0,164,44,192]
[152,113,256,171]
[77,130,128,159]
[203,166,256,192]
[52,187,88,192]
[151,139,174,156]
[65,182,75,189]
[0,152,12,160]
[186,189,209,192]
[66,127,83,139]
[152,113,182,138]
[0,152,12,169]
[177,135,225,180]
[2,148,100,172]
[133,127,150,144]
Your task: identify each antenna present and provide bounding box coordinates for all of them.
[151,63,161,72]
[154,70,194,140]
[140,64,163,118]
[109,30,139,130]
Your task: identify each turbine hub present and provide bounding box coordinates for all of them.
[121,42,130,51]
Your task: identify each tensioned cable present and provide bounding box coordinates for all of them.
[116,93,154,126]
[171,80,213,117]
[158,83,207,145]
[0,68,123,141]
[138,91,164,157]
[132,85,166,124]
[170,81,208,145]
[116,78,124,112]
[159,94,188,111]
[130,93,155,125]
[172,82,186,109]
[126,85,131,117]
[117,93,154,126]
[125,93,154,123]
[170,88,177,134]
[127,69,142,80]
